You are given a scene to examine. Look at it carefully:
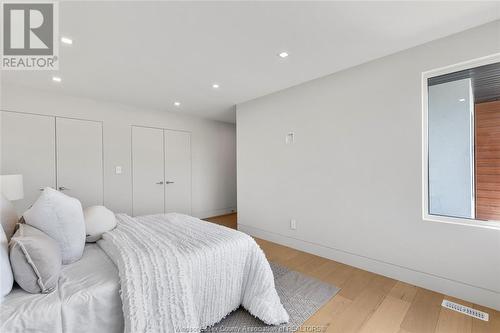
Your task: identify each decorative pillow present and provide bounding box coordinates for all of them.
[23,187,85,264]
[10,224,61,294]
[0,224,13,298]
[83,206,117,242]
[0,194,18,241]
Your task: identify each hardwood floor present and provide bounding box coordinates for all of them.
[205,213,500,332]
[205,213,238,229]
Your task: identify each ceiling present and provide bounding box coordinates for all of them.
[2,1,500,123]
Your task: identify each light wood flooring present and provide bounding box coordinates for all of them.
[205,213,500,333]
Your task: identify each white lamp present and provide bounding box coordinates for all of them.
[0,175,24,240]
[0,175,24,201]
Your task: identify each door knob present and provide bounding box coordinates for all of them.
[166,181,175,184]
[156,181,164,185]
[58,186,70,191]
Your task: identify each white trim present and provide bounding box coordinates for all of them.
[239,223,500,311]
[421,53,500,230]
[468,79,475,219]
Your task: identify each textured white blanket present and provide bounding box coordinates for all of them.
[98,213,288,333]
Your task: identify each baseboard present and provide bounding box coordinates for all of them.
[196,207,236,220]
[238,223,500,311]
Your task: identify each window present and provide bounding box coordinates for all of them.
[423,54,500,229]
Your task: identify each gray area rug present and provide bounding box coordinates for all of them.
[203,262,340,332]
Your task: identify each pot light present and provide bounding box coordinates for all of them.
[459,98,466,102]
[52,76,62,83]
[174,102,181,107]
[61,37,73,45]
[212,83,220,89]
[278,51,289,58]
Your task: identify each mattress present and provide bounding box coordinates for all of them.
[0,244,123,333]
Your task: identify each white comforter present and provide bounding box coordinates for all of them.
[98,213,289,333]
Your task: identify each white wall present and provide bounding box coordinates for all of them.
[428,79,474,219]
[1,84,236,219]
[237,21,500,310]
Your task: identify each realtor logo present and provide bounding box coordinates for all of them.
[1,2,58,70]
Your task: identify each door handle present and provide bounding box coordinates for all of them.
[166,181,175,184]
[58,186,70,191]
[156,181,164,185]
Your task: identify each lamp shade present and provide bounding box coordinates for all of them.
[0,175,24,201]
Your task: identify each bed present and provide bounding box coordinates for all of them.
[1,244,123,333]
[1,213,288,333]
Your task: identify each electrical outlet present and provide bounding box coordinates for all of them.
[115,166,122,174]
[290,219,297,230]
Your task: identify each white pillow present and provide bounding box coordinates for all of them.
[83,206,116,242]
[10,224,61,294]
[0,223,14,298]
[23,187,85,264]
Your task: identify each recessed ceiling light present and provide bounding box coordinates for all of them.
[174,102,181,107]
[212,83,220,89]
[52,76,62,83]
[459,98,466,102]
[61,37,73,45]
[278,51,289,58]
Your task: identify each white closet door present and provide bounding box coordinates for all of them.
[56,118,103,208]
[164,130,191,214]
[132,126,164,216]
[1,111,56,213]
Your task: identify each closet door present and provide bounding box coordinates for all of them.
[164,130,191,214]
[1,111,56,213]
[56,118,103,208]
[132,126,164,216]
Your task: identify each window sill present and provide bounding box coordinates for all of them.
[423,213,500,230]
